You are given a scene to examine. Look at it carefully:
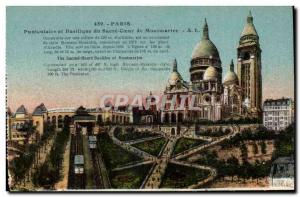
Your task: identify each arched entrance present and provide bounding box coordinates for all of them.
[164,113,169,123]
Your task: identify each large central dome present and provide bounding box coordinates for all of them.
[191,19,220,60]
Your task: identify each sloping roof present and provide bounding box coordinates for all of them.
[33,103,47,116]
[16,105,27,114]
[39,103,47,112]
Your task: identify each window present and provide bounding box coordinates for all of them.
[242,52,250,60]
[241,63,250,99]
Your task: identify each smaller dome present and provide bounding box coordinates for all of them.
[167,59,183,86]
[203,66,218,80]
[168,71,182,86]
[223,59,238,85]
[223,71,239,85]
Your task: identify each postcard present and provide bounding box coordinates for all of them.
[6,6,295,192]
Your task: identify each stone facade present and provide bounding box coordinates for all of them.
[161,12,262,123]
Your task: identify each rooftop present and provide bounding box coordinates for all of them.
[15,105,27,114]
[263,98,292,106]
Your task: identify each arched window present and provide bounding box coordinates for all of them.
[242,51,250,60]
[171,113,176,123]
[164,113,169,123]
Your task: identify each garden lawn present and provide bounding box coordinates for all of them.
[132,137,167,156]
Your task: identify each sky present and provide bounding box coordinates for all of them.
[6,6,294,112]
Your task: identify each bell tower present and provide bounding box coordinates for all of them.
[237,11,262,117]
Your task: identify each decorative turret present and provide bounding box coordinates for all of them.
[224,60,239,86]
[167,59,183,86]
[240,11,259,44]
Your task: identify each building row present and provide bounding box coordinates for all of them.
[7,103,132,145]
